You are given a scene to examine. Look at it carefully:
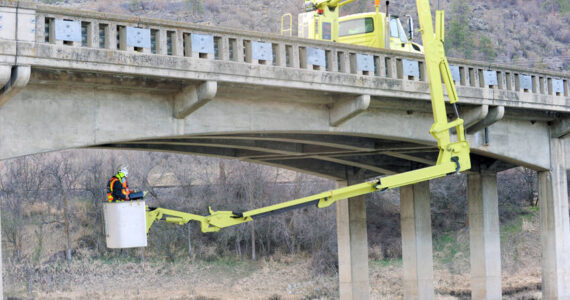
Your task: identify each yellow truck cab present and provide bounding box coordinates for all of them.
[338,13,423,54]
[294,1,423,54]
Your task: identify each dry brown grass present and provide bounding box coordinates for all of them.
[5,210,545,300]
[5,250,544,300]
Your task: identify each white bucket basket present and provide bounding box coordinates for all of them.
[103,201,147,248]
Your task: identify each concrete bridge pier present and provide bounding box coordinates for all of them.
[400,181,435,300]
[336,180,370,300]
[468,172,502,300]
[539,137,570,299]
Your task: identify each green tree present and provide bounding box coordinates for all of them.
[542,0,570,14]
[129,0,142,11]
[478,34,496,61]
[446,0,475,59]
[561,0,570,14]
[185,0,204,15]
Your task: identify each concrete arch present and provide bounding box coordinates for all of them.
[0,79,552,176]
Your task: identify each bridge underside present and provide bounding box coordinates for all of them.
[96,133,517,181]
[0,68,555,176]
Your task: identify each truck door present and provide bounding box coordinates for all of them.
[388,16,422,53]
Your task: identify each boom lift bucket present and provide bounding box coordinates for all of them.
[103,201,147,248]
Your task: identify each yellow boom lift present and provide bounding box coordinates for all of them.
[146,0,470,234]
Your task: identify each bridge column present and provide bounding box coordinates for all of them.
[539,137,570,300]
[468,172,502,300]
[400,181,434,300]
[336,180,370,300]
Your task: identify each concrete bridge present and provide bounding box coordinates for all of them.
[0,1,569,299]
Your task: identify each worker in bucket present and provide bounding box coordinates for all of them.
[106,165,148,202]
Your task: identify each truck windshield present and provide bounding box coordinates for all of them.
[339,17,374,37]
[390,18,408,43]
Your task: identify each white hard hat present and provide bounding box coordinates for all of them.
[118,165,129,177]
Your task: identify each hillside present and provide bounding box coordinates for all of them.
[37,0,570,70]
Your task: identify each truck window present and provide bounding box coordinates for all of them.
[339,17,374,37]
[390,18,408,43]
[390,19,399,38]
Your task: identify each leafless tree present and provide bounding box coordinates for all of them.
[516,167,537,207]
[81,150,115,255]
[43,151,83,263]
[0,155,46,261]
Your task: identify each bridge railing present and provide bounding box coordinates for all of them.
[3,2,569,99]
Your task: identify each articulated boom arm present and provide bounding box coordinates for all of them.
[146,0,470,235]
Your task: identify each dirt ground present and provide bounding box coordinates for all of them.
[4,204,544,299]
[5,253,542,300]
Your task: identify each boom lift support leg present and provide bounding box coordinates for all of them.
[146,0,470,234]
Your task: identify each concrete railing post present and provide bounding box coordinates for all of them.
[336,180,370,300]
[468,172,502,300]
[107,24,117,50]
[173,30,183,56]
[88,20,98,48]
[274,43,286,67]
[538,137,570,300]
[235,38,245,63]
[157,29,167,55]
[218,37,230,61]
[400,181,434,300]
[35,14,45,43]
[375,55,385,78]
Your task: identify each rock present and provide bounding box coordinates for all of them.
[470,18,489,31]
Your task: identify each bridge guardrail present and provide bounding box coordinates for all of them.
[1,1,569,104]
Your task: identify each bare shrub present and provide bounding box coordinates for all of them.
[368,246,384,261]
[430,174,467,234]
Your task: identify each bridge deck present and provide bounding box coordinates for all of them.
[0,1,568,112]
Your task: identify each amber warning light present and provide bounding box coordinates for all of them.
[375,0,380,5]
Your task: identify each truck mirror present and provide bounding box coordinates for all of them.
[407,15,414,40]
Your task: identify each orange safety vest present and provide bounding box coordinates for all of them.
[107,176,131,202]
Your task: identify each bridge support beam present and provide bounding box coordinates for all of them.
[463,105,489,129]
[400,181,434,300]
[0,65,31,109]
[467,106,505,134]
[468,172,502,300]
[551,118,569,139]
[330,95,370,127]
[336,180,370,300]
[173,81,217,119]
[539,137,570,300]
